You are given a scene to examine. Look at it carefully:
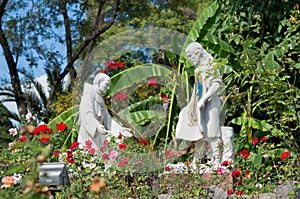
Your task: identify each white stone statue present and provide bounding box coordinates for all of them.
[176,42,234,167]
[78,73,131,151]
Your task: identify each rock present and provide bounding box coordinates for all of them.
[157,194,172,199]
[274,180,295,198]
[207,185,228,199]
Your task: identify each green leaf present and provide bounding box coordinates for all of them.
[107,64,174,96]
[48,105,79,130]
[251,153,262,167]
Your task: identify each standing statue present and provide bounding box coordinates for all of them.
[176,42,233,167]
[78,73,131,151]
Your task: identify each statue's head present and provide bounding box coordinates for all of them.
[185,42,213,67]
[93,73,111,94]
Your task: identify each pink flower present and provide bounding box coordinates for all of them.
[56,122,68,131]
[109,150,119,159]
[240,149,250,158]
[263,154,269,159]
[265,171,270,177]
[25,112,33,122]
[232,168,241,178]
[88,148,96,154]
[148,78,157,87]
[8,128,18,136]
[227,189,234,195]
[100,145,106,152]
[216,167,225,176]
[102,153,110,161]
[113,91,128,101]
[119,157,129,167]
[280,151,290,160]
[138,159,142,167]
[118,142,127,149]
[103,139,109,146]
[205,145,211,149]
[84,140,93,149]
[252,137,259,145]
[1,176,16,188]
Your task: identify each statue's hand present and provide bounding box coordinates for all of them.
[197,98,205,109]
[97,124,108,135]
[120,127,133,137]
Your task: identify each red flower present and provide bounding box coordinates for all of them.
[140,139,148,146]
[32,124,52,135]
[227,189,234,195]
[113,91,128,101]
[147,78,157,87]
[118,142,127,149]
[88,148,96,154]
[261,136,268,142]
[165,166,172,171]
[280,151,291,160]
[53,150,60,157]
[118,157,129,167]
[56,122,67,131]
[107,61,126,69]
[165,150,172,159]
[236,180,243,185]
[138,159,142,167]
[161,92,169,103]
[117,134,122,139]
[102,153,110,161]
[252,137,259,145]
[67,156,74,164]
[221,160,229,166]
[232,168,241,178]
[236,191,243,195]
[18,136,27,142]
[40,135,50,143]
[70,141,80,150]
[240,149,250,158]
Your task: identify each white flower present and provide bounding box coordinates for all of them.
[8,128,18,136]
[25,112,32,122]
[256,183,263,189]
[38,121,45,125]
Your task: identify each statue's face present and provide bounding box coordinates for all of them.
[98,79,110,94]
[186,48,202,66]
[185,42,212,67]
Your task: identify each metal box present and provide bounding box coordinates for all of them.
[39,162,70,186]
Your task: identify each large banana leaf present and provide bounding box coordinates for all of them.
[48,105,79,130]
[107,64,174,96]
[118,97,162,116]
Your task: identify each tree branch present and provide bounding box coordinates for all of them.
[0,0,26,116]
[46,0,120,107]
